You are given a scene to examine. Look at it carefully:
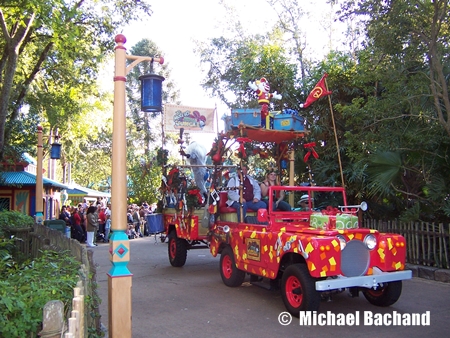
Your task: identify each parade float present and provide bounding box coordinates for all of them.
[159,75,412,315]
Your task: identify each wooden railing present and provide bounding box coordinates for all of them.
[363,219,450,269]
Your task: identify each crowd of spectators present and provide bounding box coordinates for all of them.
[59,197,157,245]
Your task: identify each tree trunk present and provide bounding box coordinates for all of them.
[0,11,35,159]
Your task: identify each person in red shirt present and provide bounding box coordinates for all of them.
[98,206,107,238]
[71,207,84,243]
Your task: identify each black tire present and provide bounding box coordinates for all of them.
[281,264,320,316]
[220,246,245,287]
[362,281,402,307]
[168,230,187,267]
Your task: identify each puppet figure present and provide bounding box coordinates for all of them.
[180,141,208,199]
[248,77,282,126]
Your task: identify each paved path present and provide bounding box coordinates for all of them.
[91,237,450,338]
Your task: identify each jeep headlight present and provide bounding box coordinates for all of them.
[364,234,377,250]
[336,235,346,250]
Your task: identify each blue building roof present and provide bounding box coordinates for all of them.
[66,184,110,198]
[0,171,69,189]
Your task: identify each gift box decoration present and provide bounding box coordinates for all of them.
[349,215,359,229]
[336,214,351,230]
[335,214,359,229]
[310,213,332,230]
[273,113,305,131]
[231,109,261,127]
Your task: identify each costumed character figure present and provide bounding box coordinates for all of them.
[248,77,282,127]
[180,141,208,199]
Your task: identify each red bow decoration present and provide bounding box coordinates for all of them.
[303,142,319,163]
[188,189,203,204]
[167,167,179,185]
[236,137,251,159]
[321,206,339,216]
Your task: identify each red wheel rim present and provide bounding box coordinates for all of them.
[169,239,176,259]
[367,286,385,297]
[285,275,303,307]
[222,255,233,279]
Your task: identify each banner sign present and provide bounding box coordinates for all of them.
[164,104,215,133]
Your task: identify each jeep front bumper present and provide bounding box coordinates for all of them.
[315,268,412,291]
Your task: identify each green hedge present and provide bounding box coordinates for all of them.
[0,210,34,237]
[0,249,80,337]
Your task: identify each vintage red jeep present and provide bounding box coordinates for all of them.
[209,185,412,316]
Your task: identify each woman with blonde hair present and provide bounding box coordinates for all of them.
[260,169,291,211]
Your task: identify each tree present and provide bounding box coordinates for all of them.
[332,0,450,221]
[127,38,180,156]
[124,39,180,203]
[197,29,298,110]
[338,0,450,137]
[0,0,153,160]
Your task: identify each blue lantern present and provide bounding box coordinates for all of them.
[50,141,61,159]
[139,73,165,112]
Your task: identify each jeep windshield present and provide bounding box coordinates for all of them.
[266,185,348,213]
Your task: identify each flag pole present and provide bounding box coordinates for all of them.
[214,103,219,134]
[325,77,345,188]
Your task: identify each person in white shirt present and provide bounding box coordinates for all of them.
[226,164,267,222]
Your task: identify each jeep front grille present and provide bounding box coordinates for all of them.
[340,240,370,277]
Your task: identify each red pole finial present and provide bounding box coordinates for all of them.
[115,34,126,44]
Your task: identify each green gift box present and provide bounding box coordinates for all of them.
[336,214,351,229]
[310,214,330,230]
[349,215,358,229]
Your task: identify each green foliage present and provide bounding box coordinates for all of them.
[0,0,156,191]
[366,152,402,197]
[0,238,16,271]
[0,210,34,229]
[127,150,163,205]
[0,250,80,338]
[197,31,298,110]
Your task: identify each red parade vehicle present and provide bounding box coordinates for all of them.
[161,120,412,316]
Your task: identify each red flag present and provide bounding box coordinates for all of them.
[301,73,332,108]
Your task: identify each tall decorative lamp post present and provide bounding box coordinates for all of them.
[35,126,44,224]
[109,34,163,338]
[35,126,62,224]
